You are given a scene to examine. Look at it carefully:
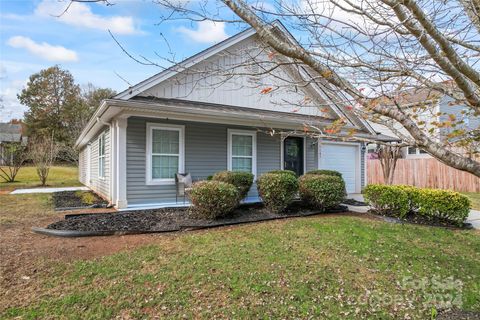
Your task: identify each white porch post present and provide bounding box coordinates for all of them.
[115,117,128,209]
[110,123,117,205]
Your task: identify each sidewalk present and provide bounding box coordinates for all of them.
[10,186,89,194]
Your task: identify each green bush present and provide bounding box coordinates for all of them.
[417,189,470,225]
[396,185,422,212]
[364,185,470,225]
[299,174,346,210]
[188,181,239,219]
[257,172,299,213]
[306,170,343,178]
[267,170,297,177]
[363,184,409,218]
[212,171,254,200]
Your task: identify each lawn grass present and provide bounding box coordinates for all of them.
[0,166,80,191]
[0,193,54,225]
[2,210,479,319]
[463,192,480,210]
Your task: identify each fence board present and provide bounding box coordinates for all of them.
[367,158,480,192]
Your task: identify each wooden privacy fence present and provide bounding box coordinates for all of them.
[367,158,480,192]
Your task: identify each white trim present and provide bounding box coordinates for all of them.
[85,144,91,186]
[280,134,307,175]
[227,129,257,177]
[116,118,128,209]
[145,123,185,185]
[110,122,117,205]
[317,140,362,193]
[98,132,106,179]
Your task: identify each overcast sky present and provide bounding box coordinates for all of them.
[0,0,242,122]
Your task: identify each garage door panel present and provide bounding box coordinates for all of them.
[319,144,358,193]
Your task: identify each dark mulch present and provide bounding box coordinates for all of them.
[437,309,480,320]
[369,210,472,229]
[343,198,367,206]
[53,191,108,210]
[46,202,348,232]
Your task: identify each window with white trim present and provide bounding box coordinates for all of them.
[146,123,185,185]
[228,129,256,175]
[98,133,106,178]
[407,147,428,155]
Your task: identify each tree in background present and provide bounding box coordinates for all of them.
[18,66,115,164]
[377,145,402,185]
[0,142,27,183]
[29,134,59,186]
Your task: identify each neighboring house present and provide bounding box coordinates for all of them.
[75,21,393,210]
[0,123,27,165]
[367,87,479,159]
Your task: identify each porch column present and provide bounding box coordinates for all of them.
[115,117,128,209]
[110,123,117,205]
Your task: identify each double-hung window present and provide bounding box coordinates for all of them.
[98,133,106,178]
[228,129,256,175]
[146,123,185,185]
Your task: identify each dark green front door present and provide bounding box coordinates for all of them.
[284,137,304,176]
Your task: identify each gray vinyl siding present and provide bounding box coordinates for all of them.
[88,127,110,199]
[127,117,282,205]
[78,147,87,185]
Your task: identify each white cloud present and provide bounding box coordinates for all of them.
[7,36,78,62]
[177,21,228,44]
[35,0,137,35]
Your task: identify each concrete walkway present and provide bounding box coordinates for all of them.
[10,186,89,194]
[467,210,480,229]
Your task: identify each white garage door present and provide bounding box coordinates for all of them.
[319,143,359,193]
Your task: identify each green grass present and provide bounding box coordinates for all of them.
[2,215,479,319]
[0,166,80,191]
[462,192,480,210]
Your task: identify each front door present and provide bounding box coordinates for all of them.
[284,137,304,176]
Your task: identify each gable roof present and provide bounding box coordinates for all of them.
[114,27,257,100]
[113,21,375,134]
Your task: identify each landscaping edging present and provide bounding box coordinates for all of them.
[32,206,349,238]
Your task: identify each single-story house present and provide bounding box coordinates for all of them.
[75,21,392,210]
[0,123,27,165]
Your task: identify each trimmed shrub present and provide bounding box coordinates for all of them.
[396,185,422,212]
[212,171,254,200]
[188,181,239,219]
[257,172,299,213]
[417,189,470,225]
[306,169,343,178]
[299,174,346,210]
[363,184,409,218]
[267,170,297,177]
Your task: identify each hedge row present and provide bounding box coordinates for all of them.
[363,184,471,225]
[189,169,346,218]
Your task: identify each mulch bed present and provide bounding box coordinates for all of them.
[53,191,108,210]
[46,202,348,233]
[369,210,473,229]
